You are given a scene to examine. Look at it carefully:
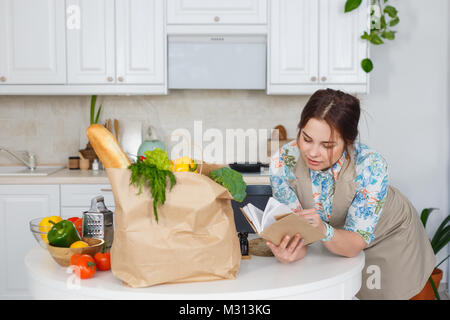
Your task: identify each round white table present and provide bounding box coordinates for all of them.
[25,241,364,300]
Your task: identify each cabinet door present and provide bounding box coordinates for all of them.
[60,184,115,208]
[167,0,267,24]
[115,0,165,85]
[319,0,369,84]
[66,0,115,84]
[268,0,319,86]
[0,185,60,299]
[0,0,66,84]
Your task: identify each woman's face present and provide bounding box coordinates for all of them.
[297,118,345,171]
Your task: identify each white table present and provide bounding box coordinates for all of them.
[25,241,364,300]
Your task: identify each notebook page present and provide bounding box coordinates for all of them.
[243,203,264,233]
[261,197,293,230]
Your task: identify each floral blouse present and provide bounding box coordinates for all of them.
[269,140,389,245]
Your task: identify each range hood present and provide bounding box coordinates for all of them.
[168,35,266,90]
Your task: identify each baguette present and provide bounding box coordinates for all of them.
[86,124,131,169]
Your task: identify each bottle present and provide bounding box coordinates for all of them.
[92,159,99,171]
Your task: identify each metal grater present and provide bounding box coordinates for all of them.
[82,196,114,251]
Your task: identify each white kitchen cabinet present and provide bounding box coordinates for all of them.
[66,0,116,84]
[60,184,115,218]
[0,185,60,299]
[319,0,368,85]
[0,0,66,84]
[115,0,165,85]
[167,0,267,25]
[268,0,318,85]
[66,0,166,88]
[268,0,369,94]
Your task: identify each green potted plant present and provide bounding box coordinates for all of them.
[80,95,103,163]
[345,0,400,73]
[90,94,102,125]
[411,208,450,300]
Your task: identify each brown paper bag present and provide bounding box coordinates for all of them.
[106,164,241,288]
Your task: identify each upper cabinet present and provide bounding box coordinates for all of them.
[66,0,165,86]
[0,0,66,84]
[0,0,369,95]
[268,0,369,94]
[115,0,165,85]
[167,0,267,24]
[66,0,116,84]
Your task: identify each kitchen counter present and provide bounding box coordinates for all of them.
[25,241,364,300]
[0,167,270,185]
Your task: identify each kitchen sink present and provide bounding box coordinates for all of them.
[0,166,64,176]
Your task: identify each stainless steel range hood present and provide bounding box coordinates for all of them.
[168,35,266,90]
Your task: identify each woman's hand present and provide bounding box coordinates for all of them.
[266,234,307,264]
[295,208,327,234]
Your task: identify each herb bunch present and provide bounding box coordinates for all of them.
[128,149,176,222]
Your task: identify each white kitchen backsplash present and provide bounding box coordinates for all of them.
[0,91,309,165]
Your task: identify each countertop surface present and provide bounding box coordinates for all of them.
[0,167,270,185]
[25,240,364,300]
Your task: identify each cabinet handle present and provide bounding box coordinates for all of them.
[214,16,220,22]
[118,76,124,82]
[0,76,6,82]
[310,76,317,82]
[100,188,112,192]
[321,76,327,82]
[107,76,113,82]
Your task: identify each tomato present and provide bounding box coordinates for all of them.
[73,218,83,237]
[70,253,82,266]
[94,252,111,271]
[71,254,96,279]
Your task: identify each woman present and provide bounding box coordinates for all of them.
[268,88,435,300]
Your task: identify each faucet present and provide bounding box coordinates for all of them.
[0,147,36,170]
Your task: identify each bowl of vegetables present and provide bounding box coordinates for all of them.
[47,237,104,267]
[30,216,104,267]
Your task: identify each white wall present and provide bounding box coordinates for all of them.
[358,0,449,285]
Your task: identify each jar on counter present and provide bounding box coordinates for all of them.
[68,156,80,170]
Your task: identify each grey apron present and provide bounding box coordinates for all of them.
[288,146,436,299]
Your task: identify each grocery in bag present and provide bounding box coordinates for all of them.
[87,124,242,287]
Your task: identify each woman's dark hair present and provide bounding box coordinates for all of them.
[297,88,360,165]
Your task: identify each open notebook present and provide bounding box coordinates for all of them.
[240,197,325,246]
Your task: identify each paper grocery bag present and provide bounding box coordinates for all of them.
[106,165,241,288]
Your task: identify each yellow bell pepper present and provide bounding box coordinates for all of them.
[39,216,63,243]
[172,156,198,173]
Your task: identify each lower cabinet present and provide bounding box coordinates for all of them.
[0,185,60,299]
[60,184,115,219]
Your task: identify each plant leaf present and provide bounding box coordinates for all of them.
[432,226,450,255]
[420,208,438,228]
[90,95,97,125]
[389,16,400,27]
[344,0,362,13]
[370,33,384,45]
[431,215,450,245]
[94,104,102,124]
[361,58,374,73]
[384,5,398,18]
[429,276,440,300]
[381,31,396,40]
[361,31,371,40]
[436,254,450,269]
